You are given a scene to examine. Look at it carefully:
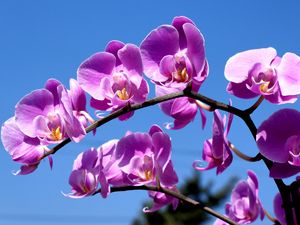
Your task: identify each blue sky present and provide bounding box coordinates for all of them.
[1,1,300,224]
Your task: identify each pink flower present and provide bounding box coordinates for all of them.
[15,79,88,144]
[193,110,233,174]
[65,140,125,198]
[156,82,207,130]
[141,16,208,129]
[225,171,264,224]
[141,16,207,88]
[225,48,300,104]
[1,117,47,175]
[1,79,89,175]
[65,148,100,198]
[257,109,300,178]
[77,40,149,120]
[65,125,179,212]
[116,125,178,188]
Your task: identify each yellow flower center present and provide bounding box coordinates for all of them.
[144,170,153,181]
[116,87,129,100]
[50,127,62,141]
[173,67,189,82]
[259,82,270,93]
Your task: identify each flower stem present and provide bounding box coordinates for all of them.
[228,142,262,162]
[93,185,239,225]
[263,208,279,223]
[244,95,264,114]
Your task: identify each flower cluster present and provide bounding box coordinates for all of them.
[65,125,179,212]
[2,14,300,224]
[1,79,91,174]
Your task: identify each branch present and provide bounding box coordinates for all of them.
[244,96,265,114]
[43,89,245,159]
[93,185,239,225]
[228,141,262,162]
[43,90,186,158]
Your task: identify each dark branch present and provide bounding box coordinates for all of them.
[93,185,239,225]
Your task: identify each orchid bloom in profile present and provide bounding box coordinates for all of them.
[213,171,264,225]
[225,47,300,104]
[65,140,125,198]
[194,109,233,174]
[1,117,47,175]
[225,171,264,224]
[140,16,208,129]
[77,40,149,120]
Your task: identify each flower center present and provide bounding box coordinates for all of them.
[144,169,153,181]
[259,82,270,93]
[50,126,62,141]
[116,87,129,100]
[174,67,189,82]
[258,70,274,94]
[173,55,190,82]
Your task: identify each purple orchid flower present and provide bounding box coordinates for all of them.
[65,140,126,198]
[116,125,178,188]
[65,125,178,211]
[140,16,207,88]
[77,40,149,120]
[257,109,300,178]
[143,186,179,213]
[273,193,287,225]
[225,171,264,224]
[141,16,208,129]
[194,109,233,174]
[15,79,87,145]
[225,48,300,104]
[1,78,90,175]
[116,125,178,187]
[156,77,208,130]
[1,117,48,175]
[65,148,100,198]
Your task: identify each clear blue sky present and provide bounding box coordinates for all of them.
[1,1,300,224]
